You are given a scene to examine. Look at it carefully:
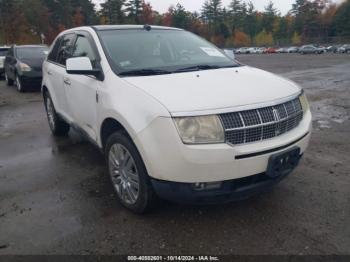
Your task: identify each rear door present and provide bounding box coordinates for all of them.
[46,33,76,121]
[64,32,102,141]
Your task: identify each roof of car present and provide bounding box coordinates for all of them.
[92,25,182,31]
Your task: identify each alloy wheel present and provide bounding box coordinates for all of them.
[108,143,140,205]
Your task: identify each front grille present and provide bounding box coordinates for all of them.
[220,96,303,145]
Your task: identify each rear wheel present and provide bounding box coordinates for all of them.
[44,92,70,136]
[5,72,13,86]
[106,132,157,213]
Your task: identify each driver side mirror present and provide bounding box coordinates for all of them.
[66,57,104,81]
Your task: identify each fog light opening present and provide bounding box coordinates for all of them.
[192,182,222,191]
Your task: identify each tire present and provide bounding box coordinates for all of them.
[105,131,157,213]
[15,75,25,92]
[5,72,14,86]
[44,92,70,136]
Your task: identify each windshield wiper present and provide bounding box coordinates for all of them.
[119,69,172,76]
[175,64,238,73]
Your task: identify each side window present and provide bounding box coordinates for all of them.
[48,37,62,62]
[72,35,97,67]
[57,34,76,66]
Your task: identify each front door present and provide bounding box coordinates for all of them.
[64,33,101,141]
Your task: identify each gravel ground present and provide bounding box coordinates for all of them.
[0,53,349,255]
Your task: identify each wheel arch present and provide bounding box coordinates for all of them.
[100,117,134,150]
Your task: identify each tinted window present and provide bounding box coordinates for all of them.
[16,47,48,60]
[57,34,76,66]
[72,35,97,67]
[48,37,62,62]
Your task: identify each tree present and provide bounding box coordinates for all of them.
[0,0,27,44]
[101,0,126,24]
[244,1,258,41]
[333,0,350,37]
[291,31,302,45]
[254,29,274,46]
[125,0,143,24]
[261,1,279,33]
[229,0,247,31]
[22,0,50,43]
[139,2,156,25]
[274,17,289,45]
[234,29,251,46]
[172,4,191,29]
[71,0,98,25]
[201,0,223,34]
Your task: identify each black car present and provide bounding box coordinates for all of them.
[4,45,48,92]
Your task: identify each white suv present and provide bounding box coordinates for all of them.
[42,25,312,213]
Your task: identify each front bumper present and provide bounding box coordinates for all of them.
[19,71,43,88]
[134,110,312,184]
[151,157,301,204]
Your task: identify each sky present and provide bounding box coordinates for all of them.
[93,0,344,15]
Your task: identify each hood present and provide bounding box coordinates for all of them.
[20,58,45,71]
[123,66,301,116]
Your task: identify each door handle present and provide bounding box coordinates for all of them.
[63,78,71,86]
[47,70,52,75]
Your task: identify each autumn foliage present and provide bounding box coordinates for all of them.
[0,0,349,47]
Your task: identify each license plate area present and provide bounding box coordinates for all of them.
[267,147,301,178]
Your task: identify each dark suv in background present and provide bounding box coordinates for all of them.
[4,45,48,92]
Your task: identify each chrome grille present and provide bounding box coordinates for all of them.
[220,97,303,145]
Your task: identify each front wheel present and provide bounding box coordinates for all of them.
[15,75,25,92]
[106,132,157,213]
[44,93,70,136]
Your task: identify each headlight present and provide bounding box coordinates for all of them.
[174,115,225,144]
[299,92,310,113]
[19,62,31,72]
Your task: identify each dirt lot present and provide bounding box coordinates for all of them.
[0,53,349,255]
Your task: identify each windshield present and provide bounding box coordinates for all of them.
[98,29,239,76]
[0,48,9,56]
[16,47,48,60]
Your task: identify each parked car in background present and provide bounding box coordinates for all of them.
[276,47,288,53]
[338,44,350,53]
[299,45,322,54]
[265,47,277,54]
[0,46,10,77]
[235,47,249,54]
[316,46,327,53]
[42,25,311,213]
[326,45,339,53]
[4,45,49,92]
[257,47,266,54]
[247,47,259,54]
[288,46,299,53]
